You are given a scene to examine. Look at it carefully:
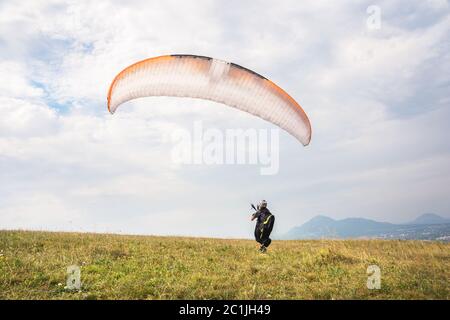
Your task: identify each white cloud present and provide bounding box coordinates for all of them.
[0,0,449,236]
[0,97,58,137]
[0,62,44,99]
[0,192,83,231]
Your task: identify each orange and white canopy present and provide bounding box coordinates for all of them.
[107,54,312,146]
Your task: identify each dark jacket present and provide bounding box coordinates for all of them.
[253,207,275,247]
[253,207,272,227]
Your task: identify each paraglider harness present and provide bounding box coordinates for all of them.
[259,214,274,236]
[251,204,275,243]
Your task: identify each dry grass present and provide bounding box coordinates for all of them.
[0,230,448,299]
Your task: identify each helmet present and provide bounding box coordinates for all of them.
[259,200,267,208]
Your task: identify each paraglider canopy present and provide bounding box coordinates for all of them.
[107,54,312,146]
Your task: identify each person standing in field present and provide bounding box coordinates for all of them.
[251,200,275,253]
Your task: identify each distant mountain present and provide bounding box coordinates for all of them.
[283,216,397,239]
[408,213,450,225]
[283,214,450,241]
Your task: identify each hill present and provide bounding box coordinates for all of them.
[0,230,449,299]
[284,214,450,240]
[408,213,450,225]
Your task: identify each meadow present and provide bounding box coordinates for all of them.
[0,230,448,299]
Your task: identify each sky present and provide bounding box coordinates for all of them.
[0,0,449,238]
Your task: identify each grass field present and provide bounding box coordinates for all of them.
[0,230,448,299]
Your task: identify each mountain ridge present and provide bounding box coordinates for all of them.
[408,213,450,225]
[282,213,450,241]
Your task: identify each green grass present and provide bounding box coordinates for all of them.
[0,230,448,299]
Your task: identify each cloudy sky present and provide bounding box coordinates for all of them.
[1,0,449,238]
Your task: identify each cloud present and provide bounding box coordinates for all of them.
[0,0,449,237]
[0,62,45,99]
[0,192,83,231]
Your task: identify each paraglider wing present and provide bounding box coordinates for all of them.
[107,54,312,145]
